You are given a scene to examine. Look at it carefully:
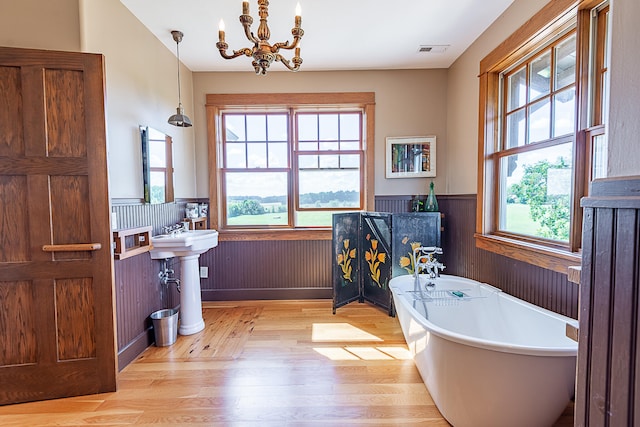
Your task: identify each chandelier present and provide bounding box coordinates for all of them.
[216,1,303,75]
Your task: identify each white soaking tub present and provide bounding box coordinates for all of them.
[390,274,577,427]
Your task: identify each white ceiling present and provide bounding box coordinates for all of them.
[120,0,515,72]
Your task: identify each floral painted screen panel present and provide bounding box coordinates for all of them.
[391,212,442,278]
[332,212,361,312]
[360,213,393,312]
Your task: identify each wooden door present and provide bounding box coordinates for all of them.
[0,46,116,405]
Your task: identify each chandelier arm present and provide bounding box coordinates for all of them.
[240,16,259,44]
[272,27,304,52]
[217,43,253,60]
[274,53,302,72]
[272,40,292,52]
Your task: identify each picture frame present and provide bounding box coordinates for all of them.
[385,136,436,178]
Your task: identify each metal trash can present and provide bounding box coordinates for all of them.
[150,308,178,346]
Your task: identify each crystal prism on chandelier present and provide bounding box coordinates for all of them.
[217,0,303,75]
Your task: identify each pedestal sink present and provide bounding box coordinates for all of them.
[150,229,219,335]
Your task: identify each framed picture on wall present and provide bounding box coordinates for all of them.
[385,136,436,178]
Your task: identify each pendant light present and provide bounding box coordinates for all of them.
[168,30,192,127]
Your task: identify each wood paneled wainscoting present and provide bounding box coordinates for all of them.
[112,201,189,369]
[112,195,579,371]
[575,177,640,426]
[376,195,579,319]
[196,195,577,318]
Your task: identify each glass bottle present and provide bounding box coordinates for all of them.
[424,181,438,212]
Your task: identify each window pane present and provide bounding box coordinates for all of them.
[149,171,166,204]
[295,210,337,227]
[601,69,609,125]
[319,114,339,141]
[500,143,573,241]
[339,113,360,140]
[299,142,318,151]
[592,134,608,180]
[298,114,317,141]
[319,155,339,169]
[554,34,576,90]
[553,88,575,137]
[246,115,266,141]
[225,115,246,141]
[268,142,288,167]
[507,66,527,111]
[267,114,288,141]
[149,139,166,167]
[247,142,267,168]
[530,51,551,102]
[528,99,551,143]
[340,154,360,168]
[226,172,288,226]
[298,169,361,209]
[340,141,360,150]
[299,155,318,169]
[319,141,339,151]
[225,142,246,168]
[505,109,526,149]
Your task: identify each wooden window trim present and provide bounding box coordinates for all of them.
[206,93,375,241]
[476,0,603,274]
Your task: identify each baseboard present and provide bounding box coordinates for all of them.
[117,327,154,371]
[202,288,332,301]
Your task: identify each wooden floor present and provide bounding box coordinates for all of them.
[0,300,574,426]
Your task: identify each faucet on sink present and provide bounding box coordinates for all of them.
[163,222,189,236]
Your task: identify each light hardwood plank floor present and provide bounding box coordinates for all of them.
[0,300,574,426]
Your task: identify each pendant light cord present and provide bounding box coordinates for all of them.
[176,39,182,107]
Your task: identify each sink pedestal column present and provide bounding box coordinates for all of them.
[177,254,205,335]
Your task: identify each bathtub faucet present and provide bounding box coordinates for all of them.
[413,246,446,281]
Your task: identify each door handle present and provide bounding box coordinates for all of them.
[42,243,102,252]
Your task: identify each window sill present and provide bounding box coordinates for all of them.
[218,228,332,242]
[474,233,581,275]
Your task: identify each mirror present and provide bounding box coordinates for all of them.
[140,126,174,204]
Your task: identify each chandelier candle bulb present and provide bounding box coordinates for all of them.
[295,2,301,26]
[243,1,249,15]
[218,19,225,42]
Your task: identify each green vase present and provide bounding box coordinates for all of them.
[424,181,438,212]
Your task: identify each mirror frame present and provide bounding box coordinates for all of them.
[141,126,174,204]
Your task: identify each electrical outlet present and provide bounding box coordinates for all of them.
[200,266,209,278]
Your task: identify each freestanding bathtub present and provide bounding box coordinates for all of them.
[390,274,578,427]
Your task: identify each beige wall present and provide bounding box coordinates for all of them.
[0,0,197,200]
[447,0,640,190]
[445,0,549,194]
[192,70,448,198]
[80,0,196,200]
[2,0,637,201]
[0,0,81,52]
[607,0,640,178]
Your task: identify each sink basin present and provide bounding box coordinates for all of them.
[150,229,219,259]
[149,229,219,336]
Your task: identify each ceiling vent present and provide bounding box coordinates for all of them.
[418,45,449,53]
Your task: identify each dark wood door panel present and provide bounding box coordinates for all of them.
[0,46,116,405]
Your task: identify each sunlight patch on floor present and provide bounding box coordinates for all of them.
[313,346,412,361]
[313,347,361,360]
[374,346,412,360]
[311,323,384,342]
